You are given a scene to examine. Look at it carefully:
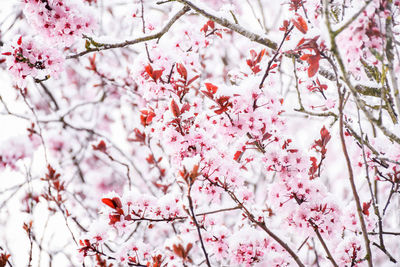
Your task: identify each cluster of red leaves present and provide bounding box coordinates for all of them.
[145,64,164,83]
[201,20,222,38]
[101,197,126,225]
[246,49,266,74]
[168,99,192,135]
[168,243,193,264]
[140,108,156,126]
[128,128,146,145]
[202,83,232,115]
[297,36,321,77]
[362,201,371,216]
[288,0,306,12]
[179,164,200,186]
[146,154,166,178]
[79,239,98,257]
[41,165,67,212]
[102,195,181,225]
[308,78,328,97]
[172,63,199,102]
[128,254,164,267]
[309,126,331,179]
[280,20,291,34]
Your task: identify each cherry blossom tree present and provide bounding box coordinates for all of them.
[0,0,400,266]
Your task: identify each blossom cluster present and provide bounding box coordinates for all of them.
[23,0,96,46]
[1,0,95,86]
[1,36,64,87]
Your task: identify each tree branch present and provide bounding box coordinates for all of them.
[174,0,277,50]
[67,6,190,59]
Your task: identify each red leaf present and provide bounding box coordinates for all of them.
[320,126,331,145]
[296,38,306,47]
[146,112,156,125]
[207,20,215,29]
[307,61,319,77]
[309,156,318,179]
[145,64,153,76]
[246,59,253,67]
[292,15,308,34]
[187,75,199,86]
[201,90,214,99]
[152,70,163,82]
[102,198,116,209]
[214,108,225,115]
[176,63,187,80]
[181,103,190,114]
[234,150,243,162]
[112,197,122,209]
[300,54,311,61]
[256,49,266,63]
[17,36,22,45]
[205,83,218,94]
[170,99,180,117]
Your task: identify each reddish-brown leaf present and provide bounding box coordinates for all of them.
[170,99,180,117]
[173,244,184,258]
[92,140,107,152]
[152,70,163,82]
